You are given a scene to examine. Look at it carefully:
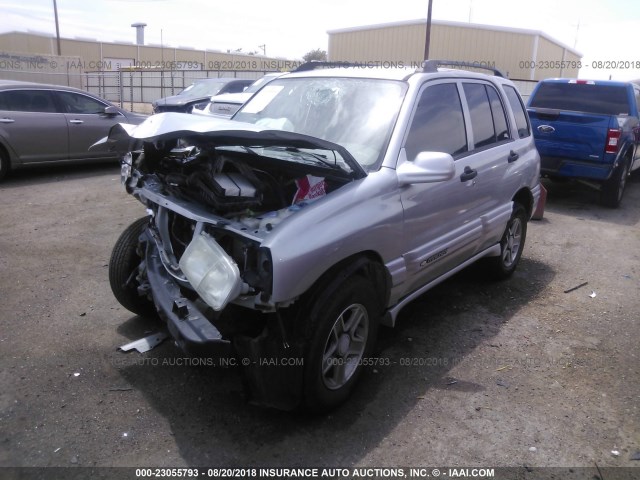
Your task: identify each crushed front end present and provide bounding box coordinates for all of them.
[109,114,358,408]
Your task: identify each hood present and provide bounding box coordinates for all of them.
[153,95,209,107]
[209,92,253,105]
[102,113,366,179]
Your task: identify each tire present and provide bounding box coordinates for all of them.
[109,216,156,317]
[302,275,380,412]
[485,203,527,280]
[601,158,630,208]
[0,148,10,182]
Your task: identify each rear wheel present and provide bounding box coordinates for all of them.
[485,203,527,280]
[303,275,380,412]
[109,217,156,317]
[601,158,630,208]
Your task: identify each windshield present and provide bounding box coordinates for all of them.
[234,77,408,169]
[179,80,227,97]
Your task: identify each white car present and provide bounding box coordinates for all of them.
[192,72,283,117]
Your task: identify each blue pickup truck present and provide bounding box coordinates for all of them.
[527,79,640,207]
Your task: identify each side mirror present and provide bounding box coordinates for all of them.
[104,106,119,116]
[397,151,456,185]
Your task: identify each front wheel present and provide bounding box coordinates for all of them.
[303,276,380,412]
[601,158,630,208]
[485,203,527,280]
[109,217,156,317]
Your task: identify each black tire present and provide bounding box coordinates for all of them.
[109,217,156,317]
[0,148,10,182]
[302,275,380,412]
[601,158,630,208]
[485,203,527,280]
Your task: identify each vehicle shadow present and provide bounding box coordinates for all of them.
[115,256,554,467]
[541,174,640,227]
[0,162,119,189]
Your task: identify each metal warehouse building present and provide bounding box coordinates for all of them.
[328,19,582,95]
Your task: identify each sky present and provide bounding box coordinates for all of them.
[1,0,640,81]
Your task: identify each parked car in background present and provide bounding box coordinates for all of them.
[527,78,640,207]
[152,78,253,114]
[108,61,540,411]
[0,80,147,181]
[192,72,283,117]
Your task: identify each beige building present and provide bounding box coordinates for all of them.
[328,19,582,82]
[0,31,296,73]
[0,31,297,105]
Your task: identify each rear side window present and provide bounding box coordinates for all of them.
[463,83,510,149]
[529,82,630,115]
[504,86,531,139]
[0,90,57,113]
[405,83,468,159]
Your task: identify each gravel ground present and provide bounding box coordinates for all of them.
[0,164,639,477]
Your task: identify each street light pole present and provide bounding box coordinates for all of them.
[53,0,61,55]
[423,0,433,60]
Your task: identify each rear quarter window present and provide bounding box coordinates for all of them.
[504,86,531,139]
[529,83,630,115]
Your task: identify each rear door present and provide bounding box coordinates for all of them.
[459,81,517,249]
[55,90,125,160]
[0,89,69,164]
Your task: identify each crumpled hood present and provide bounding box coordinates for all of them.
[101,113,366,178]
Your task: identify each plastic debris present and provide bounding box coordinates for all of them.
[496,379,510,388]
[70,455,78,464]
[589,291,597,298]
[611,450,620,457]
[529,447,537,453]
[119,332,168,353]
[73,373,80,377]
[54,447,61,453]
[563,281,588,294]
[496,365,512,371]
[630,451,640,461]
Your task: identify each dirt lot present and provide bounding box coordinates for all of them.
[1,164,639,475]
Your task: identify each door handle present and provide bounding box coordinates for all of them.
[0,118,15,123]
[69,119,84,124]
[460,166,477,182]
[508,150,519,163]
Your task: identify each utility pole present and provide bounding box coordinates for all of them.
[423,0,434,60]
[259,44,266,56]
[53,0,61,55]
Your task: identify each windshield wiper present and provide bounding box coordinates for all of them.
[266,146,347,172]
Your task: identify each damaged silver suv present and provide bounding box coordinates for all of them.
[108,61,541,411]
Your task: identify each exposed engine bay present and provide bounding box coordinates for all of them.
[123,137,354,312]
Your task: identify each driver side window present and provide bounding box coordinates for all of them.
[405,83,468,160]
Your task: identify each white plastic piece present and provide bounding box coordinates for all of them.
[119,332,169,353]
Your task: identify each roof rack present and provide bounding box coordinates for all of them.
[293,61,361,72]
[422,59,506,78]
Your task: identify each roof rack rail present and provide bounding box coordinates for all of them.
[293,61,360,72]
[422,59,506,78]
